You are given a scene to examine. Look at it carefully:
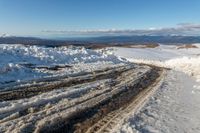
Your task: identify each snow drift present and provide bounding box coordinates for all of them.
[0,44,127,86]
[129,56,200,82]
[114,44,200,82]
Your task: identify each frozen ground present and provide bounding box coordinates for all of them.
[113,44,200,133]
[0,44,127,87]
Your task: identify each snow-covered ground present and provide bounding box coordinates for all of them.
[0,44,126,87]
[113,44,200,133]
[118,71,200,133]
[1,43,200,132]
[114,44,200,79]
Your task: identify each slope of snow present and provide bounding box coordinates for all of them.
[114,44,200,61]
[0,44,127,87]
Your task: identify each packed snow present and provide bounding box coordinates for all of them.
[118,71,200,133]
[113,44,200,133]
[0,44,127,87]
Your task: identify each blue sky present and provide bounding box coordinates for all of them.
[0,0,200,37]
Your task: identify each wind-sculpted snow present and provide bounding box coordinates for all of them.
[0,44,127,86]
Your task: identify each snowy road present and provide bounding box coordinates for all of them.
[118,70,200,133]
[0,64,164,133]
[113,44,200,133]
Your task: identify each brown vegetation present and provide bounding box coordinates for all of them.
[177,44,198,49]
[121,43,159,48]
[84,43,159,49]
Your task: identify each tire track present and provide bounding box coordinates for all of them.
[0,64,164,133]
[0,65,133,101]
[86,69,165,133]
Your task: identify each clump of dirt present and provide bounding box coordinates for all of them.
[177,44,198,49]
[84,43,159,49]
[122,43,159,48]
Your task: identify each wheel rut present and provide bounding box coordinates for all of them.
[0,64,166,133]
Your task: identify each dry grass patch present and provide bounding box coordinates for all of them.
[177,44,198,49]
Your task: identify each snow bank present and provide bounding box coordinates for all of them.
[114,44,200,82]
[129,56,200,81]
[0,44,124,65]
[165,57,200,80]
[0,44,127,86]
[193,43,200,48]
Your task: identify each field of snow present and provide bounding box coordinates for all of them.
[113,44,200,133]
[0,44,127,87]
[114,44,200,81]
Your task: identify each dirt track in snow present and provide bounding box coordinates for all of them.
[0,64,165,133]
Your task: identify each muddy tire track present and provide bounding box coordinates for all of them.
[34,67,164,133]
[0,64,165,133]
[0,65,133,101]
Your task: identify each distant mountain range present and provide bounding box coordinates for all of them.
[0,36,89,46]
[0,35,200,46]
[87,35,200,44]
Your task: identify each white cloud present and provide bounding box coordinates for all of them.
[42,23,200,36]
